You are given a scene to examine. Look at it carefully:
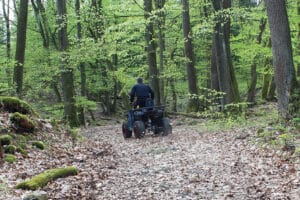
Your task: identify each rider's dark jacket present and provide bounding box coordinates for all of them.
[130,83,154,108]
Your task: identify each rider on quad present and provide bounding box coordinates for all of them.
[122,77,172,139]
[129,77,154,108]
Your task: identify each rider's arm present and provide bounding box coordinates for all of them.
[129,85,136,102]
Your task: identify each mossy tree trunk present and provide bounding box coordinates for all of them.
[57,0,79,128]
[13,0,29,98]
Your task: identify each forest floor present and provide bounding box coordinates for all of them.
[1,104,300,200]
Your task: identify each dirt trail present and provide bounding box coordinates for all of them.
[1,122,300,199]
[82,124,299,200]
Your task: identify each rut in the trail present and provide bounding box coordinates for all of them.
[82,124,300,200]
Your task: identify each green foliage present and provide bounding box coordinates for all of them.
[15,166,78,190]
[278,133,295,147]
[75,96,97,111]
[68,128,80,141]
[4,154,16,163]
[291,117,300,129]
[224,102,249,118]
[0,0,298,121]
[31,141,45,150]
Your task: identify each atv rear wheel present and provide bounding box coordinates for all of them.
[122,121,132,138]
[162,117,172,136]
[133,120,145,138]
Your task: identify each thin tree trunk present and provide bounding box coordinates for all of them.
[182,0,199,112]
[297,0,300,76]
[75,0,86,126]
[223,0,240,103]
[170,47,178,112]
[247,18,267,103]
[265,0,295,120]
[247,61,257,103]
[261,57,273,100]
[13,0,29,98]
[267,77,276,101]
[144,0,161,106]
[170,79,177,112]
[2,0,12,89]
[210,41,219,91]
[155,0,166,105]
[57,0,79,128]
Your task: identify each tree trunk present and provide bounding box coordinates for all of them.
[247,60,257,103]
[247,17,267,103]
[170,79,177,112]
[297,0,300,76]
[261,57,273,100]
[211,0,239,107]
[57,0,79,128]
[265,0,295,120]
[2,0,12,89]
[223,0,240,103]
[182,0,199,112]
[155,0,166,105]
[210,42,219,91]
[144,0,161,106]
[267,77,276,101]
[75,0,86,126]
[13,0,29,98]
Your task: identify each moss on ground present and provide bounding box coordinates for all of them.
[0,96,36,115]
[10,112,35,133]
[4,144,16,154]
[16,147,27,155]
[32,141,45,150]
[4,154,16,163]
[0,134,12,146]
[15,166,78,190]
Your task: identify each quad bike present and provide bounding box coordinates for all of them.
[122,98,172,139]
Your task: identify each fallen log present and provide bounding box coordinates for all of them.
[15,166,78,190]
